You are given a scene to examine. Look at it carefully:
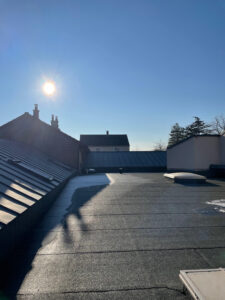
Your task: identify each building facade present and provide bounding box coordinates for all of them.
[167,135,225,172]
[0,105,88,169]
[80,131,130,152]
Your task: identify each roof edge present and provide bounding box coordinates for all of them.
[0,113,28,130]
[0,112,80,144]
[167,134,221,150]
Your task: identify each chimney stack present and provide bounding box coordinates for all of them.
[106,130,109,135]
[51,114,55,126]
[51,114,59,129]
[33,104,39,119]
[55,116,59,129]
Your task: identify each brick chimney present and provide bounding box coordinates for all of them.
[33,104,39,119]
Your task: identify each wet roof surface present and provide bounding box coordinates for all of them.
[2,173,225,299]
[0,139,74,227]
[84,151,166,168]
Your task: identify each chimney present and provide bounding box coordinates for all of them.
[55,116,59,129]
[51,114,55,126]
[51,114,59,129]
[33,104,39,119]
[106,130,109,135]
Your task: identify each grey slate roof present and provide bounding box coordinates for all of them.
[80,134,130,147]
[0,138,75,228]
[84,151,166,169]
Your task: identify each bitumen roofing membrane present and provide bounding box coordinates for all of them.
[1,172,225,299]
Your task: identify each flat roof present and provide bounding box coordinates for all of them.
[3,173,225,298]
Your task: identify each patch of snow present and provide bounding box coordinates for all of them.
[206,199,225,213]
[69,173,113,188]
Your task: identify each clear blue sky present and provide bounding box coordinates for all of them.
[1,0,225,150]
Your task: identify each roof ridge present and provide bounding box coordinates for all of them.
[24,113,79,143]
[0,113,28,130]
[80,134,130,146]
[80,134,128,136]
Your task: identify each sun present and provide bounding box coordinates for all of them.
[42,81,56,96]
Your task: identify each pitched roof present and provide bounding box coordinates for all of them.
[0,112,79,144]
[80,134,130,147]
[0,113,84,168]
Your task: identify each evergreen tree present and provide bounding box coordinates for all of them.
[185,117,211,137]
[168,123,186,147]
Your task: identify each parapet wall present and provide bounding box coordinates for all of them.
[0,178,71,263]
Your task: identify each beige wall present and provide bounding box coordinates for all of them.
[167,136,221,171]
[88,146,129,152]
[167,138,195,170]
[220,136,225,164]
[194,136,220,170]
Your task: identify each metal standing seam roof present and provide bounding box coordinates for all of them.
[0,139,75,229]
[83,151,167,168]
[80,135,130,147]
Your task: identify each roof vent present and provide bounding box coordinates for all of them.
[106,130,109,135]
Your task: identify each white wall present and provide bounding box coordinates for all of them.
[88,146,130,152]
[167,136,221,171]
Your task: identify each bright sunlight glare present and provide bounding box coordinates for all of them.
[42,81,56,96]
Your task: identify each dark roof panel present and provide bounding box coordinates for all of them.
[0,169,46,196]
[0,138,75,229]
[0,162,52,192]
[84,151,166,169]
[80,134,130,147]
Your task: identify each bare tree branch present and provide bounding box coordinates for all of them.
[211,115,225,135]
[153,141,166,151]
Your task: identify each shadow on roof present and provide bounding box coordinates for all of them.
[0,179,108,298]
[176,181,220,187]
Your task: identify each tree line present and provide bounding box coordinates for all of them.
[168,115,225,147]
[153,115,225,150]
